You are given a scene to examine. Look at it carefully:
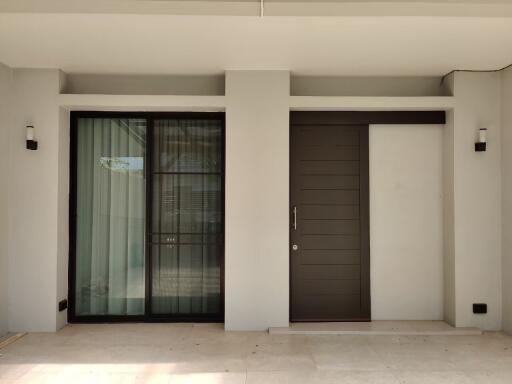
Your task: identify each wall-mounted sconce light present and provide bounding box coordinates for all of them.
[26,125,38,150]
[475,128,487,152]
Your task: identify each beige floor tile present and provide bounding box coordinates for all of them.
[310,336,389,371]
[245,334,315,372]
[168,372,246,384]
[134,373,173,384]
[246,370,400,384]
[1,324,512,383]
[0,363,36,381]
[270,321,480,336]
[465,370,512,384]
[392,371,473,384]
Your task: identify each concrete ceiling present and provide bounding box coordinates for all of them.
[1,2,512,76]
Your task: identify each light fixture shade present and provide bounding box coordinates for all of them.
[475,128,487,152]
[26,124,38,150]
[26,125,35,141]
[479,128,487,144]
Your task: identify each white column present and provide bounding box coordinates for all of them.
[452,72,502,331]
[502,67,512,334]
[0,63,13,336]
[8,69,65,332]
[224,70,290,330]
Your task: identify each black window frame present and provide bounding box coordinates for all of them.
[68,111,226,323]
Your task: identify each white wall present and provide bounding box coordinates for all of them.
[443,108,456,326]
[452,72,502,330]
[56,105,69,330]
[63,73,225,95]
[291,76,449,97]
[502,67,512,334]
[224,70,290,331]
[370,124,444,320]
[0,63,13,336]
[7,69,67,332]
[1,67,507,333]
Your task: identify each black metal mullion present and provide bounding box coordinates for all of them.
[150,232,222,235]
[150,243,220,246]
[152,172,221,175]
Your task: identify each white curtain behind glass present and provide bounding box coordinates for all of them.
[75,118,146,316]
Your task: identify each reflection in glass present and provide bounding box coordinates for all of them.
[75,118,146,316]
[151,119,222,316]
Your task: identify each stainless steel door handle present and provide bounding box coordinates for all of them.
[293,206,297,230]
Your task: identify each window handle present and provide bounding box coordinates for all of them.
[293,206,297,231]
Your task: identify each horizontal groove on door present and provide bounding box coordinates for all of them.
[299,205,359,219]
[300,190,359,205]
[299,250,360,265]
[299,160,360,175]
[301,219,360,235]
[298,127,360,145]
[298,265,360,280]
[300,146,360,161]
[298,279,361,296]
[302,235,360,250]
[300,175,360,190]
[293,294,362,319]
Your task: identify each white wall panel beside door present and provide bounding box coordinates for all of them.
[370,124,444,320]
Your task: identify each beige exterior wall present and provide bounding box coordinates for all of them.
[370,124,444,320]
[0,66,510,332]
[501,67,512,334]
[224,71,290,330]
[0,62,13,336]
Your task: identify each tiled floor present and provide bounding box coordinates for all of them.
[269,320,482,335]
[1,323,512,383]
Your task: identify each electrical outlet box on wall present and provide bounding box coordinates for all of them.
[58,299,68,312]
[473,303,487,314]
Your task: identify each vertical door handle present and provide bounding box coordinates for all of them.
[293,206,297,230]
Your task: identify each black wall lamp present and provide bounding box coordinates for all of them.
[26,125,38,150]
[475,128,487,152]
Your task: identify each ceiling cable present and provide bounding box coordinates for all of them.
[440,62,512,85]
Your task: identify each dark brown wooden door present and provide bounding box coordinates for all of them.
[290,119,370,322]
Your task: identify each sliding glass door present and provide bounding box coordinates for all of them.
[70,113,224,322]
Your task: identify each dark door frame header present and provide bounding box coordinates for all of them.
[290,111,446,125]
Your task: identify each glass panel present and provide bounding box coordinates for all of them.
[151,118,222,316]
[153,119,222,173]
[152,174,178,234]
[151,244,179,314]
[75,118,146,316]
[204,175,222,234]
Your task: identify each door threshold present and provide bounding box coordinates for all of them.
[269,321,482,336]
